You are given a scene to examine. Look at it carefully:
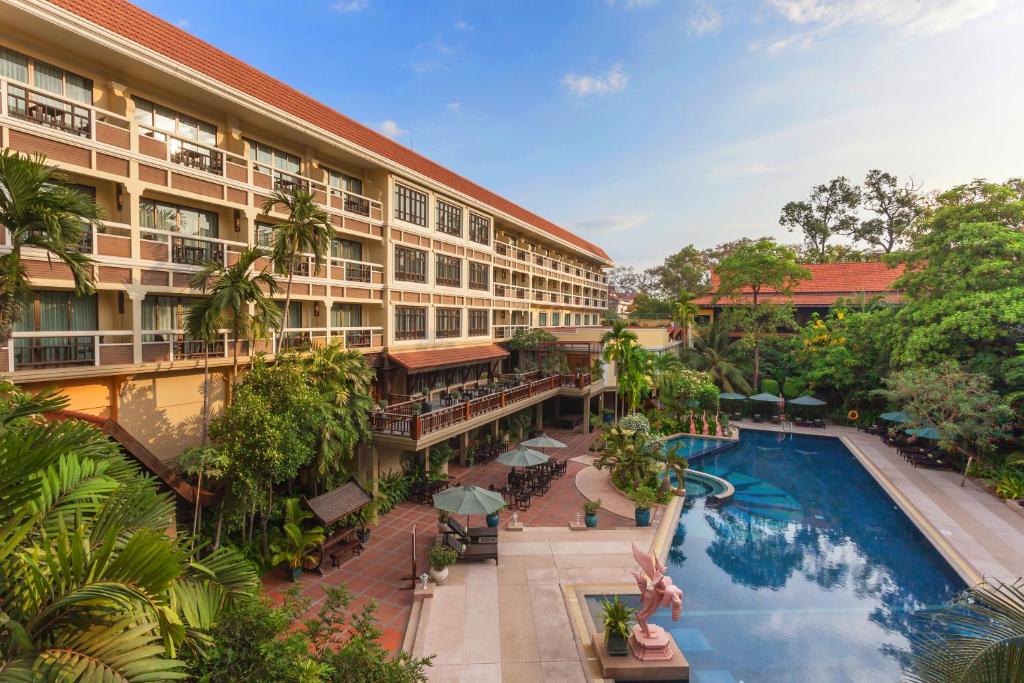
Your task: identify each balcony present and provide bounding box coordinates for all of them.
[141,332,231,363]
[6,84,92,138]
[330,326,384,349]
[139,229,246,268]
[7,330,133,371]
[492,324,530,340]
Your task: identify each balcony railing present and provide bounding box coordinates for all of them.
[7,330,133,371]
[327,326,383,349]
[492,324,530,340]
[6,84,91,137]
[140,228,246,267]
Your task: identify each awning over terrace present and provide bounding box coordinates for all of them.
[388,344,509,373]
[304,480,374,526]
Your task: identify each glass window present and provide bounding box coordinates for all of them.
[552,313,561,326]
[331,303,362,328]
[32,61,64,96]
[394,306,426,340]
[436,199,462,236]
[134,97,217,145]
[469,309,489,336]
[140,199,217,242]
[468,261,489,290]
[256,222,274,247]
[247,140,300,175]
[435,254,461,287]
[331,238,363,261]
[327,169,363,195]
[394,246,427,283]
[395,184,427,226]
[436,308,461,338]
[538,312,548,327]
[575,314,581,326]
[469,213,490,245]
[0,47,28,82]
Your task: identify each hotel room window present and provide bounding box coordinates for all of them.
[468,261,489,290]
[395,184,427,226]
[469,309,489,336]
[394,246,427,283]
[435,254,462,287]
[395,306,426,340]
[436,199,463,237]
[436,308,462,338]
[469,213,490,245]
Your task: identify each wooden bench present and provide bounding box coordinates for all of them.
[324,526,362,568]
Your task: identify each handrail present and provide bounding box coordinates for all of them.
[139,227,247,248]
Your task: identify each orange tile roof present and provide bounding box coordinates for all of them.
[694,261,904,306]
[49,0,611,263]
[389,344,509,372]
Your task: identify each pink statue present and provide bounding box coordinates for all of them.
[630,542,683,637]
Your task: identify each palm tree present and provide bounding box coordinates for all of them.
[601,320,639,422]
[302,343,375,490]
[594,424,654,492]
[908,579,1024,683]
[0,380,257,680]
[650,352,684,399]
[262,189,333,353]
[184,299,224,444]
[0,151,102,344]
[657,443,689,496]
[683,321,753,394]
[619,344,654,414]
[672,290,700,346]
[190,247,281,387]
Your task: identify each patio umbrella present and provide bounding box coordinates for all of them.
[497,446,550,468]
[433,484,507,527]
[521,434,567,450]
[789,395,826,407]
[718,392,748,401]
[880,411,911,423]
[748,393,782,402]
[906,427,941,440]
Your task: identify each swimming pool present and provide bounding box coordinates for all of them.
[666,434,732,459]
[600,429,964,682]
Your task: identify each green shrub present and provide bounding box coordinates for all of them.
[760,378,780,396]
[377,470,411,514]
[783,377,804,399]
[583,498,602,515]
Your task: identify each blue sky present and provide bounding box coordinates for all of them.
[135,0,1024,267]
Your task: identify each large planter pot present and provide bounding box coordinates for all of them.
[429,566,449,585]
[287,565,303,582]
[606,632,629,657]
[634,507,652,527]
[584,512,599,528]
[486,512,500,528]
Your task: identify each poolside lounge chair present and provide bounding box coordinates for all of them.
[447,517,497,544]
[811,418,826,429]
[444,533,498,564]
[752,413,765,423]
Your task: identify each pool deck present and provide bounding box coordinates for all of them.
[735,420,1024,584]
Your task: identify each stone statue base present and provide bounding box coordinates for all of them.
[629,624,674,661]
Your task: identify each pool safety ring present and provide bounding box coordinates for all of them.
[848,409,859,422]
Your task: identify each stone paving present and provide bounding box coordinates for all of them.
[262,426,632,653]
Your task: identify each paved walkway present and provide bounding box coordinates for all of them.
[737,420,1024,583]
[262,426,632,652]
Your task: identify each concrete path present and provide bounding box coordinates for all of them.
[418,526,655,682]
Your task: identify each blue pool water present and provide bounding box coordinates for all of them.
[666,435,729,459]
[617,430,963,682]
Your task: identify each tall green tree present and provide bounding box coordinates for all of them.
[184,300,224,444]
[714,239,809,389]
[672,290,700,344]
[262,189,333,354]
[190,247,281,386]
[779,176,861,262]
[851,169,923,253]
[683,321,753,394]
[601,321,639,421]
[0,151,101,344]
[649,246,709,297]
[618,344,653,414]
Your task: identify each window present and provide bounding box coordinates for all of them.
[552,313,561,326]
[436,199,462,237]
[246,139,301,180]
[575,314,581,326]
[256,222,274,247]
[331,303,362,328]
[394,246,427,283]
[331,238,363,261]
[0,47,28,83]
[469,213,490,245]
[538,312,548,327]
[395,306,426,340]
[436,308,462,338]
[13,291,98,368]
[469,309,489,336]
[133,98,217,145]
[468,261,489,290]
[140,200,217,241]
[435,254,461,287]
[395,184,427,226]
[5,52,92,104]
[327,168,363,195]
[584,314,590,326]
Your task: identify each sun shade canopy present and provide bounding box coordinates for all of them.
[388,344,509,373]
[304,481,373,526]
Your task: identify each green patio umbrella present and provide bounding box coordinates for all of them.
[880,411,911,423]
[718,392,748,401]
[789,395,826,407]
[497,446,550,467]
[906,427,941,440]
[520,434,567,450]
[749,393,782,402]
[433,485,507,527]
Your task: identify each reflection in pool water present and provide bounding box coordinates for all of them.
[640,430,961,682]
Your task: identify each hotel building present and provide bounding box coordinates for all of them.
[0,0,611,492]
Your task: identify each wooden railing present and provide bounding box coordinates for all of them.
[370,374,566,439]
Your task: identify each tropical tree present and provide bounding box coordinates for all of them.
[851,169,923,253]
[262,189,333,354]
[0,151,102,344]
[657,444,689,496]
[672,290,700,345]
[176,444,229,550]
[601,321,639,421]
[190,247,281,386]
[184,299,224,443]
[714,239,809,389]
[595,423,661,493]
[0,380,258,681]
[301,343,375,490]
[779,176,861,262]
[683,321,753,394]
[618,344,653,414]
[908,579,1024,683]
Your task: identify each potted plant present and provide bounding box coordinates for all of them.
[437,509,450,534]
[270,499,325,581]
[707,414,718,436]
[355,501,377,543]
[429,542,458,585]
[631,486,656,527]
[411,402,423,416]
[601,596,635,656]
[486,505,504,528]
[589,413,600,433]
[583,498,601,528]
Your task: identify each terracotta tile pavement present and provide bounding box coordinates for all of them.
[261,427,633,651]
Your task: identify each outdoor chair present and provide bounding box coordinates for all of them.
[752,413,765,423]
[444,533,498,564]
[811,418,826,429]
[447,517,497,544]
[515,488,532,510]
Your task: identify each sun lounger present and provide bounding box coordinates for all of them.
[445,533,498,563]
[447,517,497,543]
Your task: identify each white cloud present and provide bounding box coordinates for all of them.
[446,102,462,113]
[750,32,815,54]
[562,64,629,96]
[689,4,723,36]
[375,120,409,140]
[175,18,190,28]
[607,0,660,8]
[709,160,789,179]
[454,19,473,31]
[570,214,648,233]
[430,36,457,56]
[765,0,1000,37]
[330,0,368,13]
